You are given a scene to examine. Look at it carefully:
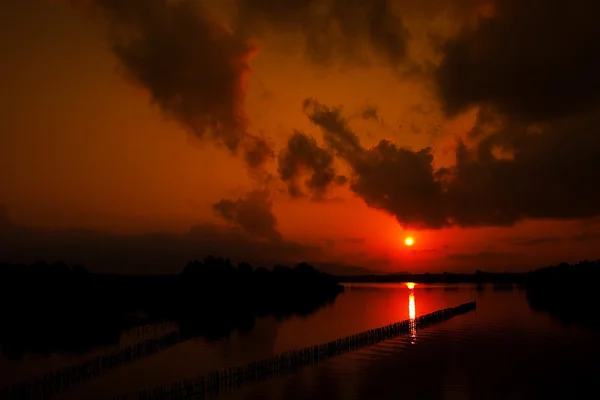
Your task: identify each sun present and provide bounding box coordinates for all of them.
[404,237,414,246]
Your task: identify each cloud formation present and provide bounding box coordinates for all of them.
[277,131,345,199]
[235,0,409,66]
[359,105,380,122]
[69,0,600,234]
[81,0,271,168]
[434,0,600,120]
[213,190,282,241]
[303,98,600,229]
[304,99,447,228]
[425,0,600,228]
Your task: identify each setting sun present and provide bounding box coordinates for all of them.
[404,237,414,246]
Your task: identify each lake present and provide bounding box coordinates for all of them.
[2,283,599,399]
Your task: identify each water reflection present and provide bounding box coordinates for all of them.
[216,284,600,400]
[407,283,417,343]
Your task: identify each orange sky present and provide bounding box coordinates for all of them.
[2,0,600,273]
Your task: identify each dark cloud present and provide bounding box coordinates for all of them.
[213,190,282,242]
[61,0,600,236]
[235,0,409,66]
[352,142,446,228]
[243,136,274,169]
[304,98,447,229]
[277,131,344,199]
[435,0,600,120]
[466,107,502,139]
[303,98,365,167]
[447,110,600,226]
[78,0,271,168]
[426,1,600,228]
[303,98,600,229]
[360,105,380,122]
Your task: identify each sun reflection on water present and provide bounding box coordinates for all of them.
[407,283,417,343]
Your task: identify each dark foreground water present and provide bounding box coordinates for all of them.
[2,283,600,399]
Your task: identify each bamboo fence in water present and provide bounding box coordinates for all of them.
[0,302,476,400]
[115,302,476,400]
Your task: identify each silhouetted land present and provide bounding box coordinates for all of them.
[340,260,600,329]
[338,270,527,284]
[525,260,600,328]
[3,258,599,361]
[0,258,343,360]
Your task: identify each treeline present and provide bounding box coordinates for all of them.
[526,259,600,288]
[525,259,600,328]
[0,258,343,359]
[338,270,527,284]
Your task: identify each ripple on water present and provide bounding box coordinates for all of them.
[222,312,600,400]
[7,286,600,399]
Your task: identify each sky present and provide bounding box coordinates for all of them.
[2,0,600,274]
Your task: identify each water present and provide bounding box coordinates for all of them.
[2,283,599,399]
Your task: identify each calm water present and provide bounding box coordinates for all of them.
[2,283,599,399]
